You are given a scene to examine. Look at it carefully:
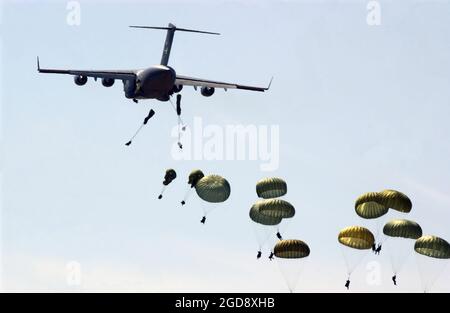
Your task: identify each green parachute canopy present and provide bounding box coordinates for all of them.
[383,219,422,239]
[257,199,295,219]
[415,235,450,259]
[355,192,388,219]
[274,239,310,259]
[195,175,231,203]
[256,177,287,199]
[338,226,375,250]
[379,189,412,213]
[249,201,282,226]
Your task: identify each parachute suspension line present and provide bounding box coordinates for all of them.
[125,109,155,146]
[374,219,380,243]
[200,202,213,224]
[379,234,389,245]
[258,242,263,251]
[340,246,353,277]
[158,185,167,199]
[377,216,391,246]
[276,217,293,241]
[169,96,186,150]
[382,236,406,276]
[251,223,276,253]
[125,124,144,146]
[181,186,193,205]
[375,217,388,245]
[201,201,220,217]
[415,253,450,293]
[340,246,368,277]
[388,243,399,276]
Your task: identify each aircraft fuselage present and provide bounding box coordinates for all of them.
[124,65,177,101]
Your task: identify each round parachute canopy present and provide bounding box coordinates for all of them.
[415,235,450,259]
[195,175,231,203]
[379,189,412,213]
[188,169,204,187]
[338,226,375,250]
[257,199,295,219]
[355,192,388,219]
[249,201,282,226]
[383,219,423,239]
[274,239,310,259]
[256,177,287,199]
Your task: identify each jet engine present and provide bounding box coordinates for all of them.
[200,86,215,97]
[74,75,88,86]
[102,78,115,87]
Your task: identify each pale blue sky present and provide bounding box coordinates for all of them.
[1,0,450,292]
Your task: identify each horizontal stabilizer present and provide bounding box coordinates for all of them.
[129,23,219,66]
[129,25,220,36]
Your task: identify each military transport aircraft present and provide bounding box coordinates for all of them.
[37,23,272,103]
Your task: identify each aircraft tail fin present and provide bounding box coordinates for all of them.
[129,23,220,66]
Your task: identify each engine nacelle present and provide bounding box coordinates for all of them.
[123,79,136,98]
[172,84,183,94]
[74,75,88,86]
[102,78,115,87]
[200,86,215,97]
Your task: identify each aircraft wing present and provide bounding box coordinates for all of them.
[175,75,272,92]
[37,57,136,80]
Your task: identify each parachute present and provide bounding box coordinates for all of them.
[415,235,450,259]
[338,226,375,250]
[251,177,304,291]
[414,235,450,292]
[354,191,389,245]
[249,201,282,226]
[274,239,310,259]
[355,192,388,219]
[158,168,177,199]
[250,177,296,257]
[338,226,374,282]
[274,239,310,292]
[181,169,204,205]
[383,219,422,240]
[354,189,412,246]
[257,199,295,219]
[195,175,231,203]
[251,177,293,255]
[183,172,231,223]
[250,202,282,254]
[379,189,412,213]
[383,219,422,283]
[256,177,287,199]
